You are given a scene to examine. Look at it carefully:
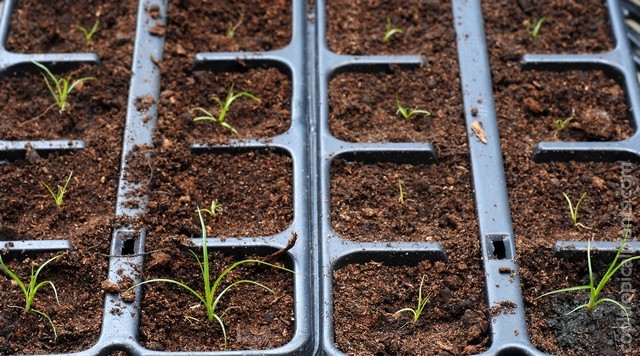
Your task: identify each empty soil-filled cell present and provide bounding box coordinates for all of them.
[0,250,108,354]
[325,0,455,56]
[140,148,293,242]
[5,0,136,54]
[138,250,294,351]
[0,150,121,249]
[329,69,463,144]
[494,69,633,143]
[333,257,489,355]
[518,248,640,354]
[482,0,614,55]
[330,158,475,243]
[166,0,291,54]
[157,67,292,145]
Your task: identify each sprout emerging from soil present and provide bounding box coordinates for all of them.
[525,17,546,40]
[226,17,243,39]
[127,209,294,349]
[32,61,96,113]
[0,253,63,340]
[75,19,100,46]
[395,275,430,323]
[537,228,640,326]
[383,18,403,42]
[40,171,73,207]
[191,82,261,134]
[553,116,574,134]
[200,199,223,217]
[395,94,431,119]
[563,192,590,230]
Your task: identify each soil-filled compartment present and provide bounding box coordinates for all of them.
[333,256,489,355]
[138,249,295,351]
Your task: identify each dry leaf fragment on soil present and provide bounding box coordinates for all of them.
[471,119,488,144]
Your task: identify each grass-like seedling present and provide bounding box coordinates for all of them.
[191,82,261,134]
[537,229,640,325]
[563,192,590,230]
[395,95,431,119]
[553,116,574,133]
[41,171,73,207]
[0,253,62,339]
[397,179,407,204]
[226,18,243,39]
[526,17,546,40]
[75,19,100,46]
[383,18,403,42]
[200,199,223,217]
[128,209,294,349]
[32,61,96,113]
[395,275,430,323]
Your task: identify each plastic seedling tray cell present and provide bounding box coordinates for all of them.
[2,0,640,355]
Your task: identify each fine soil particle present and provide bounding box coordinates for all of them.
[484,0,640,354]
[138,251,294,351]
[333,258,489,355]
[331,158,474,243]
[1,1,136,354]
[141,148,293,244]
[0,251,109,354]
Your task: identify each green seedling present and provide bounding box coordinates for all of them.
[383,18,403,42]
[396,95,431,119]
[554,116,574,133]
[397,179,412,204]
[127,209,294,349]
[537,229,640,326]
[191,82,261,134]
[563,192,590,230]
[526,17,546,40]
[200,199,223,217]
[41,171,73,207]
[395,275,430,323]
[32,61,96,113]
[75,19,100,46]
[0,253,62,340]
[226,17,243,39]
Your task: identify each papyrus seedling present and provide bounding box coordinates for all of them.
[563,192,590,230]
[41,171,73,207]
[75,19,100,46]
[525,17,546,40]
[383,18,403,42]
[0,253,63,339]
[226,17,243,39]
[554,116,574,134]
[537,229,640,325]
[191,82,261,134]
[396,94,431,119]
[128,209,294,349]
[200,199,223,217]
[395,275,430,323]
[32,61,96,113]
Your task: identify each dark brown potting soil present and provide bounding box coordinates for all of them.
[483,0,640,353]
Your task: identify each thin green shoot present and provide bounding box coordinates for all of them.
[32,61,96,113]
[397,179,414,204]
[41,171,73,207]
[554,116,574,133]
[0,253,63,340]
[526,17,546,40]
[75,19,100,46]
[191,82,261,134]
[200,199,223,217]
[383,18,403,42]
[226,17,243,39]
[563,192,590,230]
[395,275,430,323]
[396,94,431,119]
[537,228,640,326]
[127,209,294,349]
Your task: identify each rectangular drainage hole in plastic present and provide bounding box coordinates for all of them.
[487,235,511,260]
[121,238,135,255]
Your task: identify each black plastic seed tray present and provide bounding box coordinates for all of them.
[1,0,640,355]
